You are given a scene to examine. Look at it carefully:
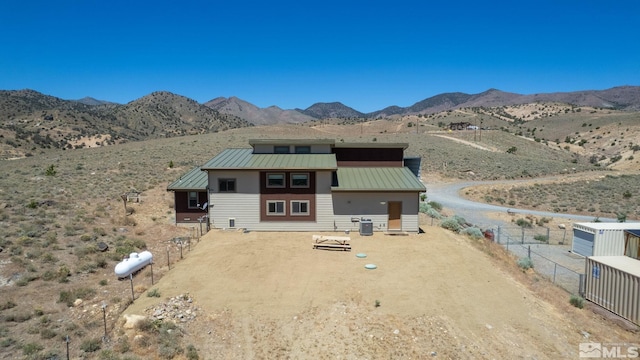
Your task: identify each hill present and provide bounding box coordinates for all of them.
[204,96,315,125]
[0,90,251,158]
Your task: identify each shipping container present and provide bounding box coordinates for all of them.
[584,256,640,325]
[572,222,640,257]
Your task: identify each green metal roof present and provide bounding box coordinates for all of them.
[201,148,337,170]
[167,166,208,191]
[332,167,426,192]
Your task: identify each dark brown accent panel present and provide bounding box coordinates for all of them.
[333,147,404,163]
[259,194,316,222]
[260,171,316,194]
[336,160,403,167]
[173,192,208,223]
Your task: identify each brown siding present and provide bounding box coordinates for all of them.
[336,160,403,167]
[260,193,316,222]
[333,147,404,164]
[174,191,208,223]
[260,171,316,194]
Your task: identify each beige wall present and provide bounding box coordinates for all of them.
[332,192,420,233]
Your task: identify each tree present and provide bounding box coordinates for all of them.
[506,146,517,154]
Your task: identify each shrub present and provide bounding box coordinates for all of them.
[44,165,56,176]
[533,234,549,242]
[80,338,101,353]
[461,227,483,239]
[427,201,442,211]
[516,218,533,228]
[569,295,584,309]
[147,288,161,298]
[186,344,199,360]
[517,257,534,271]
[22,342,44,355]
[440,217,461,232]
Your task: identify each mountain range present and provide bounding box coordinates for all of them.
[1,86,639,158]
[208,85,640,122]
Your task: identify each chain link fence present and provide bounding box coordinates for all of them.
[493,226,585,295]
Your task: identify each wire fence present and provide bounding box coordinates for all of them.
[45,233,202,359]
[493,226,585,295]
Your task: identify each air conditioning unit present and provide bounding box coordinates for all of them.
[359,219,373,236]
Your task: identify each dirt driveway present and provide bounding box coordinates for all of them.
[122,222,638,359]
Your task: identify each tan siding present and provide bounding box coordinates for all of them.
[332,192,420,233]
[210,193,260,229]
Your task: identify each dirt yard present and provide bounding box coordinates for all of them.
[122,220,638,359]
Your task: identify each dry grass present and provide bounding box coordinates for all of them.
[0,114,638,358]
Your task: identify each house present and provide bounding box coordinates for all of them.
[166,166,209,225]
[168,139,426,233]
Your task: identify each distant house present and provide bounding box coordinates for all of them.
[166,166,208,225]
[167,139,426,233]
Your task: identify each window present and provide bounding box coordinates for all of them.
[290,173,309,188]
[274,146,290,154]
[188,191,198,209]
[267,201,285,215]
[290,200,309,215]
[295,146,310,154]
[267,173,285,187]
[219,178,236,192]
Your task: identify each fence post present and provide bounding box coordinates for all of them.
[528,245,531,259]
[129,274,135,302]
[521,227,525,244]
[546,227,550,243]
[562,229,567,245]
[579,274,585,297]
[497,226,501,244]
[166,247,170,270]
[553,263,557,283]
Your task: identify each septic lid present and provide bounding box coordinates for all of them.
[364,264,377,270]
[356,253,367,258]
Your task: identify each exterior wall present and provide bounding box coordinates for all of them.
[571,223,638,256]
[173,191,208,223]
[208,170,335,231]
[208,170,260,229]
[332,192,420,233]
[252,144,332,154]
[337,160,403,167]
[585,256,640,325]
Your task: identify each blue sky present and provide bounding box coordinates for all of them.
[1,1,639,113]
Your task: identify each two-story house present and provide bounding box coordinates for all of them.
[168,139,425,233]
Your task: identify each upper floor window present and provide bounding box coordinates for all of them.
[274,146,290,154]
[267,173,285,188]
[290,173,309,188]
[295,146,311,154]
[219,178,236,192]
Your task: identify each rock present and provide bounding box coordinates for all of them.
[73,299,83,307]
[123,314,147,329]
[558,224,566,229]
[393,329,400,335]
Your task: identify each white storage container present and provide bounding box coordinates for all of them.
[572,222,640,257]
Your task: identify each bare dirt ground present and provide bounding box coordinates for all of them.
[120,207,638,359]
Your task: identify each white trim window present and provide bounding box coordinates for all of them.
[290,200,309,215]
[266,200,285,216]
[290,173,309,188]
[267,173,285,188]
[188,191,199,209]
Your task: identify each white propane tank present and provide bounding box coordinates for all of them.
[114,251,153,278]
